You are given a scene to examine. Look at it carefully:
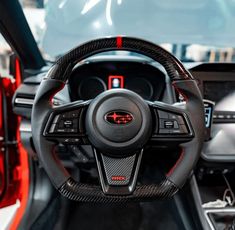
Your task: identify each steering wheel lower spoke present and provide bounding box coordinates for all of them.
[94,149,143,195]
[43,100,90,144]
[148,101,194,143]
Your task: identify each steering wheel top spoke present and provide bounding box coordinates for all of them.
[43,100,90,144]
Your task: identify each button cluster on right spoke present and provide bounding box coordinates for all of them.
[157,110,189,135]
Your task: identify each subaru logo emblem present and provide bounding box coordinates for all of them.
[105,111,133,125]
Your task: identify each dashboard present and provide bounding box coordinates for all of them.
[68,60,166,102]
[192,69,235,123]
[190,64,235,161]
[12,57,235,163]
[68,60,235,161]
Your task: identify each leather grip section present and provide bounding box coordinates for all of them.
[168,80,205,188]
[31,79,70,188]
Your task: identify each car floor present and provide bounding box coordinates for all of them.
[52,198,184,230]
[30,153,186,230]
[51,158,184,230]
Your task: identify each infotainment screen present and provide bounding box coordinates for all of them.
[203,81,235,111]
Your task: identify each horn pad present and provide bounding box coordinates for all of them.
[85,89,152,157]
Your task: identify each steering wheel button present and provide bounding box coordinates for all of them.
[62,113,70,119]
[164,120,174,129]
[64,120,73,128]
[71,138,82,143]
[61,138,82,144]
[158,110,169,119]
[68,112,78,118]
[159,119,165,129]
[72,119,78,128]
[173,121,179,129]
[49,123,56,133]
[56,128,66,133]
[52,115,60,124]
[63,138,70,143]
[168,113,185,125]
[159,129,169,134]
[218,114,225,119]
[170,129,181,134]
[168,113,177,120]
[65,128,78,133]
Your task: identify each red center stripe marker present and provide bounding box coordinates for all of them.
[116,36,123,49]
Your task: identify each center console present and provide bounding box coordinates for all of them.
[189,64,235,230]
[191,168,235,230]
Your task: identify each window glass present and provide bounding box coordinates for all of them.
[0,34,11,76]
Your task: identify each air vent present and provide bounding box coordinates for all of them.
[14,97,34,107]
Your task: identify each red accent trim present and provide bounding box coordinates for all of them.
[172,81,188,102]
[8,58,30,230]
[111,176,126,181]
[166,148,184,177]
[106,112,133,124]
[116,36,123,49]
[52,147,70,176]
[9,126,29,230]
[0,77,4,197]
[15,58,21,87]
[108,75,124,89]
[49,83,65,105]
[0,78,20,208]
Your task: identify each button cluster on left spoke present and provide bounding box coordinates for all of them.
[49,110,80,134]
[44,109,86,144]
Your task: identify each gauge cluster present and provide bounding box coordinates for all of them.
[69,60,166,101]
[78,77,107,100]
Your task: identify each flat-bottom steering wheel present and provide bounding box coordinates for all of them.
[32,37,205,202]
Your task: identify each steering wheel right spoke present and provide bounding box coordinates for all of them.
[149,101,194,144]
[43,100,90,145]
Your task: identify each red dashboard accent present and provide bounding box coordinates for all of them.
[108,75,124,89]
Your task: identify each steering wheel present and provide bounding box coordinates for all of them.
[31,37,205,202]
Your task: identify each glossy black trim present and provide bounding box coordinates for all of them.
[94,149,143,195]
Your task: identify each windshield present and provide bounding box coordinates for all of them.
[21,0,235,62]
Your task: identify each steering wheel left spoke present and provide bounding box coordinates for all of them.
[43,100,90,144]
